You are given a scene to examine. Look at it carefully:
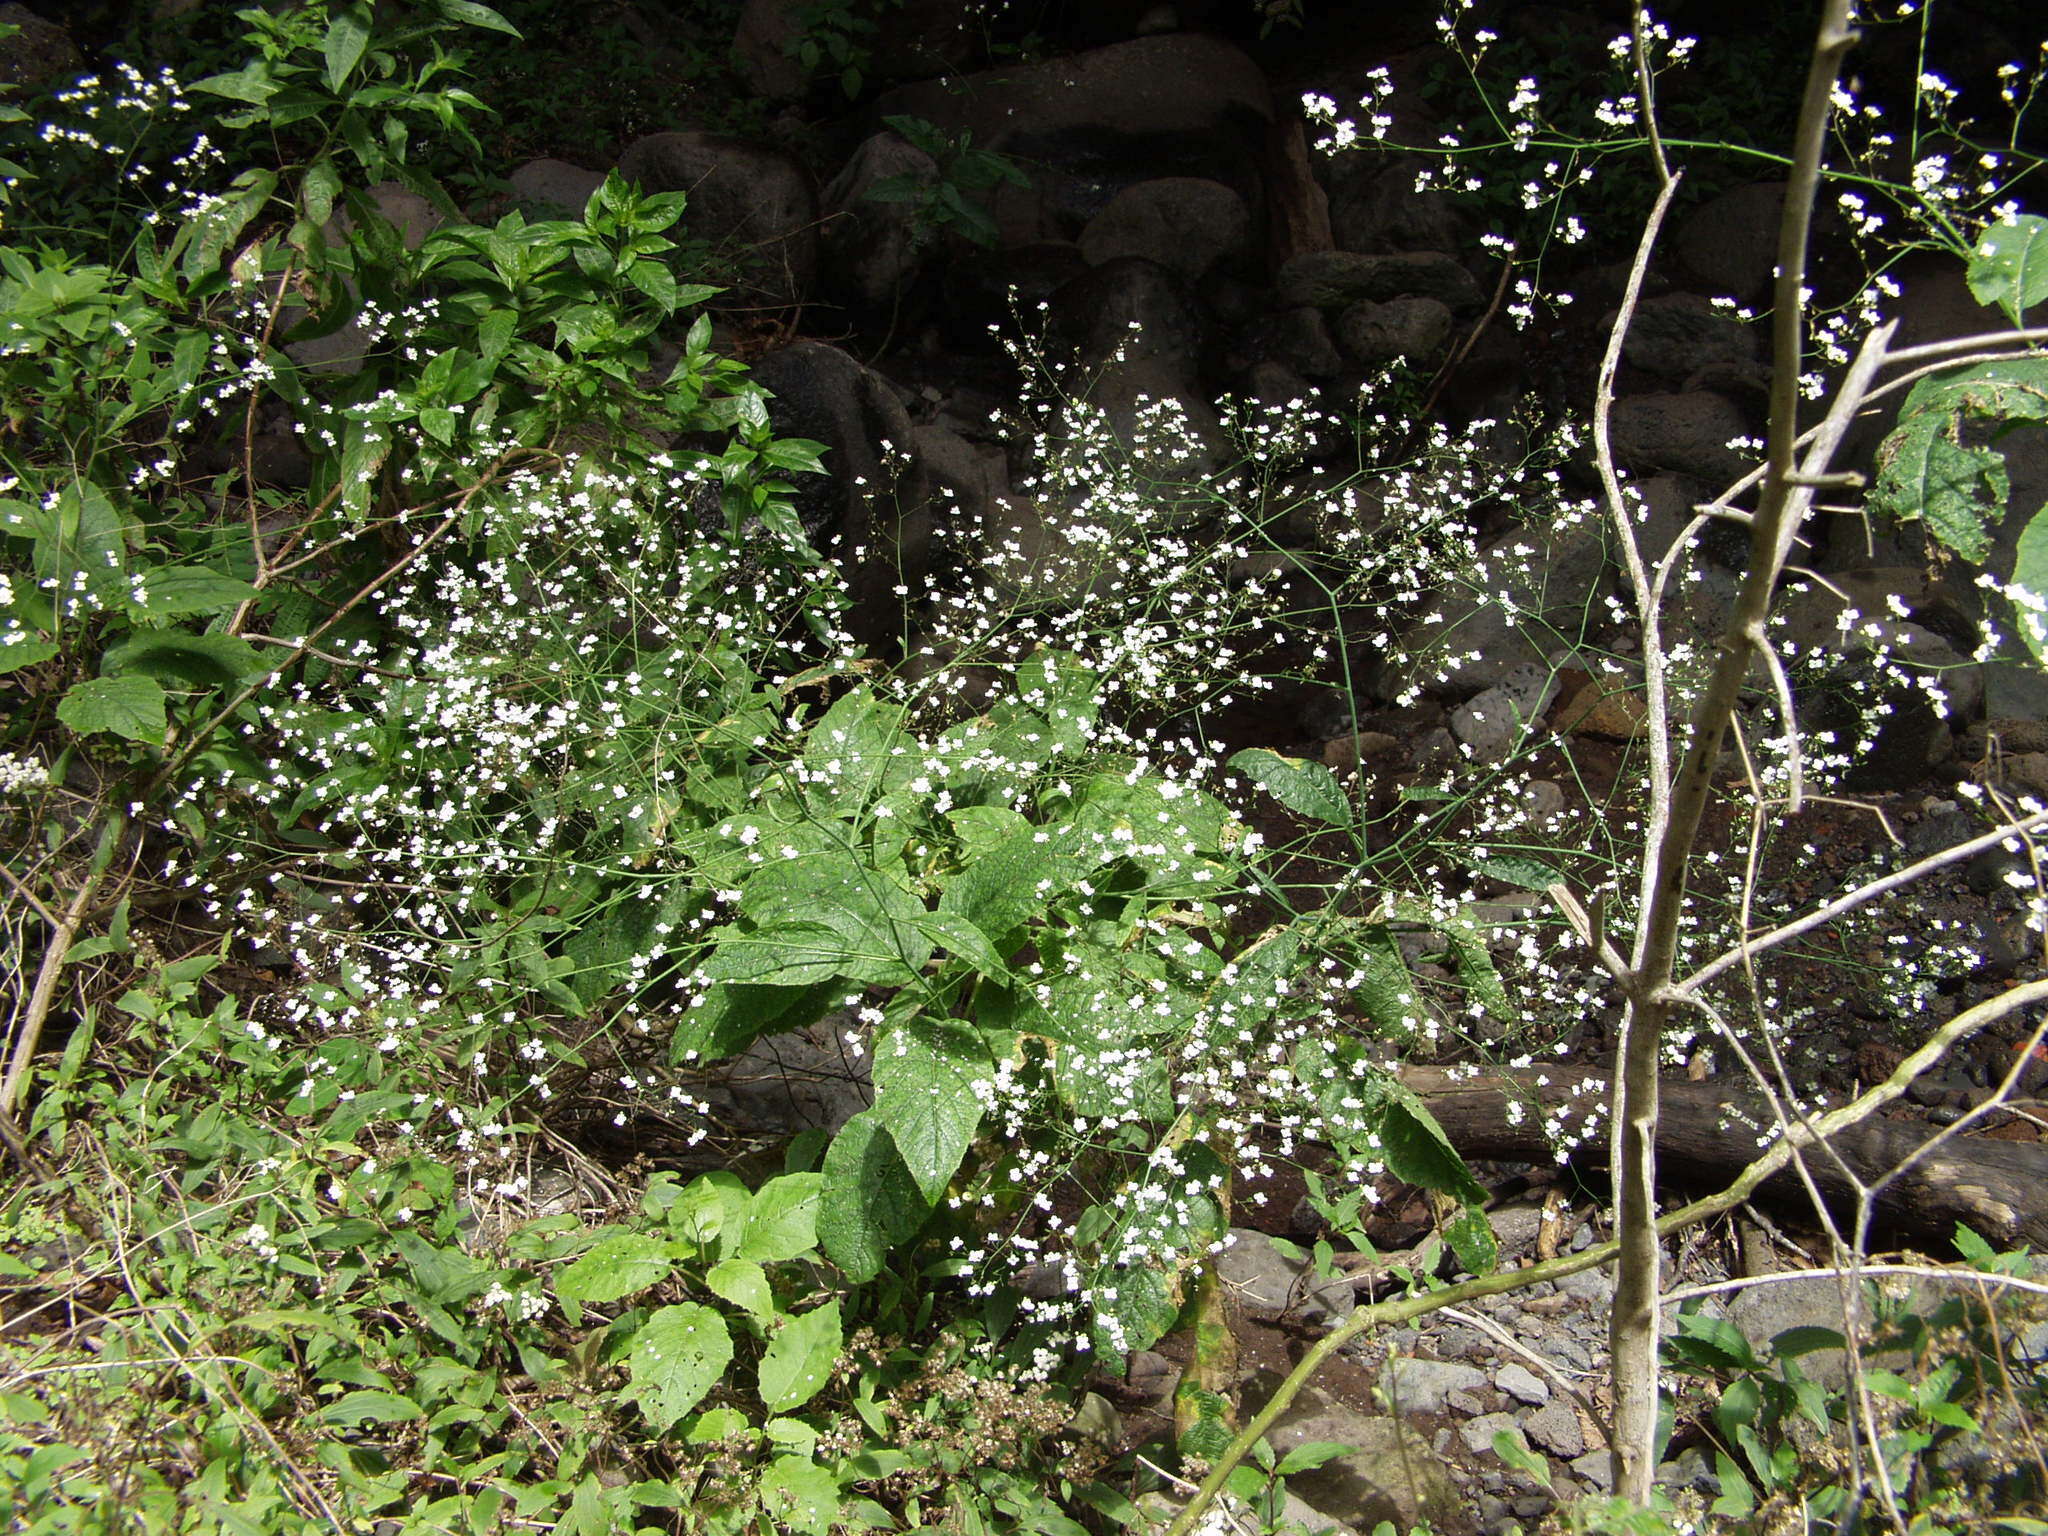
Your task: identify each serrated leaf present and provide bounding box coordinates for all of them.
[818,1111,926,1283]
[758,1299,841,1412]
[872,1016,988,1202]
[1970,214,2048,323]
[738,1173,822,1264]
[756,1454,838,1536]
[1092,1262,1179,1355]
[704,1258,774,1319]
[1874,417,2005,561]
[626,1304,730,1431]
[57,675,165,745]
[1228,747,1350,824]
[554,1232,674,1304]
[938,823,1084,941]
[669,981,832,1066]
[738,853,931,985]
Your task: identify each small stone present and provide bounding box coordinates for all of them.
[1457,1411,1524,1456]
[1382,1355,1490,1415]
[1570,1451,1614,1491]
[1556,679,1649,740]
[1446,1388,1487,1416]
[1523,1402,1586,1458]
[1496,1362,1550,1405]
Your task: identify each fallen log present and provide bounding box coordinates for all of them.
[1397,1064,2048,1253]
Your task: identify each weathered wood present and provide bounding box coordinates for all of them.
[1399,1065,2048,1252]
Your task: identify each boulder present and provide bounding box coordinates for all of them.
[1249,1373,1464,1533]
[1608,390,1758,485]
[734,0,975,99]
[506,158,607,218]
[1235,306,1343,379]
[1276,249,1484,312]
[1337,296,1454,365]
[0,3,79,88]
[1673,182,1787,303]
[286,184,445,376]
[821,129,941,311]
[1330,157,1471,256]
[873,34,1273,242]
[1078,177,1252,284]
[617,132,818,307]
[1214,1228,1354,1326]
[1619,291,1761,380]
[746,341,932,650]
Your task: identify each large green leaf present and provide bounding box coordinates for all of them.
[758,1298,841,1412]
[131,565,261,619]
[1874,421,2005,561]
[554,1232,674,1304]
[737,853,931,985]
[938,823,1087,942]
[873,1015,988,1202]
[669,981,834,1065]
[1228,747,1350,825]
[817,1111,926,1283]
[756,1454,838,1536]
[1970,214,2048,322]
[1376,1084,1486,1205]
[1090,1262,1179,1355]
[57,675,166,746]
[738,1172,822,1264]
[2011,503,2048,666]
[625,1304,731,1431]
[801,687,914,811]
[104,630,264,687]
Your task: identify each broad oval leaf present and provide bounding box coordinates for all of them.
[554,1232,674,1304]
[626,1303,731,1431]
[739,1172,822,1264]
[872,1015,988,1203]
[756,1454,838,1536]
[57,675,166,746]
[1229,747,1350,825]
[758,1298,841,1412]
[817,1111,926,1283]
[1970,213,2048,323]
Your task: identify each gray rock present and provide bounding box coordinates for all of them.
[1380,1355,1488,1414]
[1254,1378,1463,1533]
[1724,1272,1911,1390]
[1452,685,1535,763]
[1237,306,1344,380]
[708,1013,871,1135]
[1080,178,1251,285]
[746,341,932,649]
[506,158,606,219]
[821,130,941,311]
[1570,1450,1614,1491]
[1446,1388,1487,1416]
[1495,1362,1550,1405]
[1277,250,1484,312]
[1620,292,1760,380]
[286,183,445,375]
[0,2,80,88]
[1556,1266,1614,1302]
[1337,297,1454,364]
[1215,1228,1354,1326]
[1608,391,1759,484]
[1330,158,1470,256]
[1523,1401,1585,1458]
[1457,1410,1524,1456]
[617,132,818,307]
[1674,182,1787,302]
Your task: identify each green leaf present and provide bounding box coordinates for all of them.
[1491,1428,1553,1487]
[739,1173,823,1264]
[317,1390,422,1427]
[818,1111,926,1283]
[1769,1325,1847,1359]
[669,981,832,1066]
[1375,1083,1485,1203]
[912,911,1013,979]
[0,635,56,675]
[756,1454,838,1536]
[704,1258,774,1319]
[57,676,166,746]
[1228,747,1350,824]
[625,1304,731,1431]
[1093,1262,1179,1354]
[131,565,261,618]
[2012,507,2048,667]
[1443,1204,1498,1276]
[323,3,373,92]
[939,823,1085,942]
[758,1299,841,1412]
[1276,1440,1356,1476]
[104,630,263,687]
[554,1232,674,1304]
[872,1015,988,1202]
[1874,417,2006,561]
[434,0,522,36]
[738,853,931,986]
[1681,1311,1763,1373]
[1970,214,2048,323]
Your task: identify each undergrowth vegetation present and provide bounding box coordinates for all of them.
[4,1,2048,1534]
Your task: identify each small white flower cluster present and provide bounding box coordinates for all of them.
[0,751,50,798]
